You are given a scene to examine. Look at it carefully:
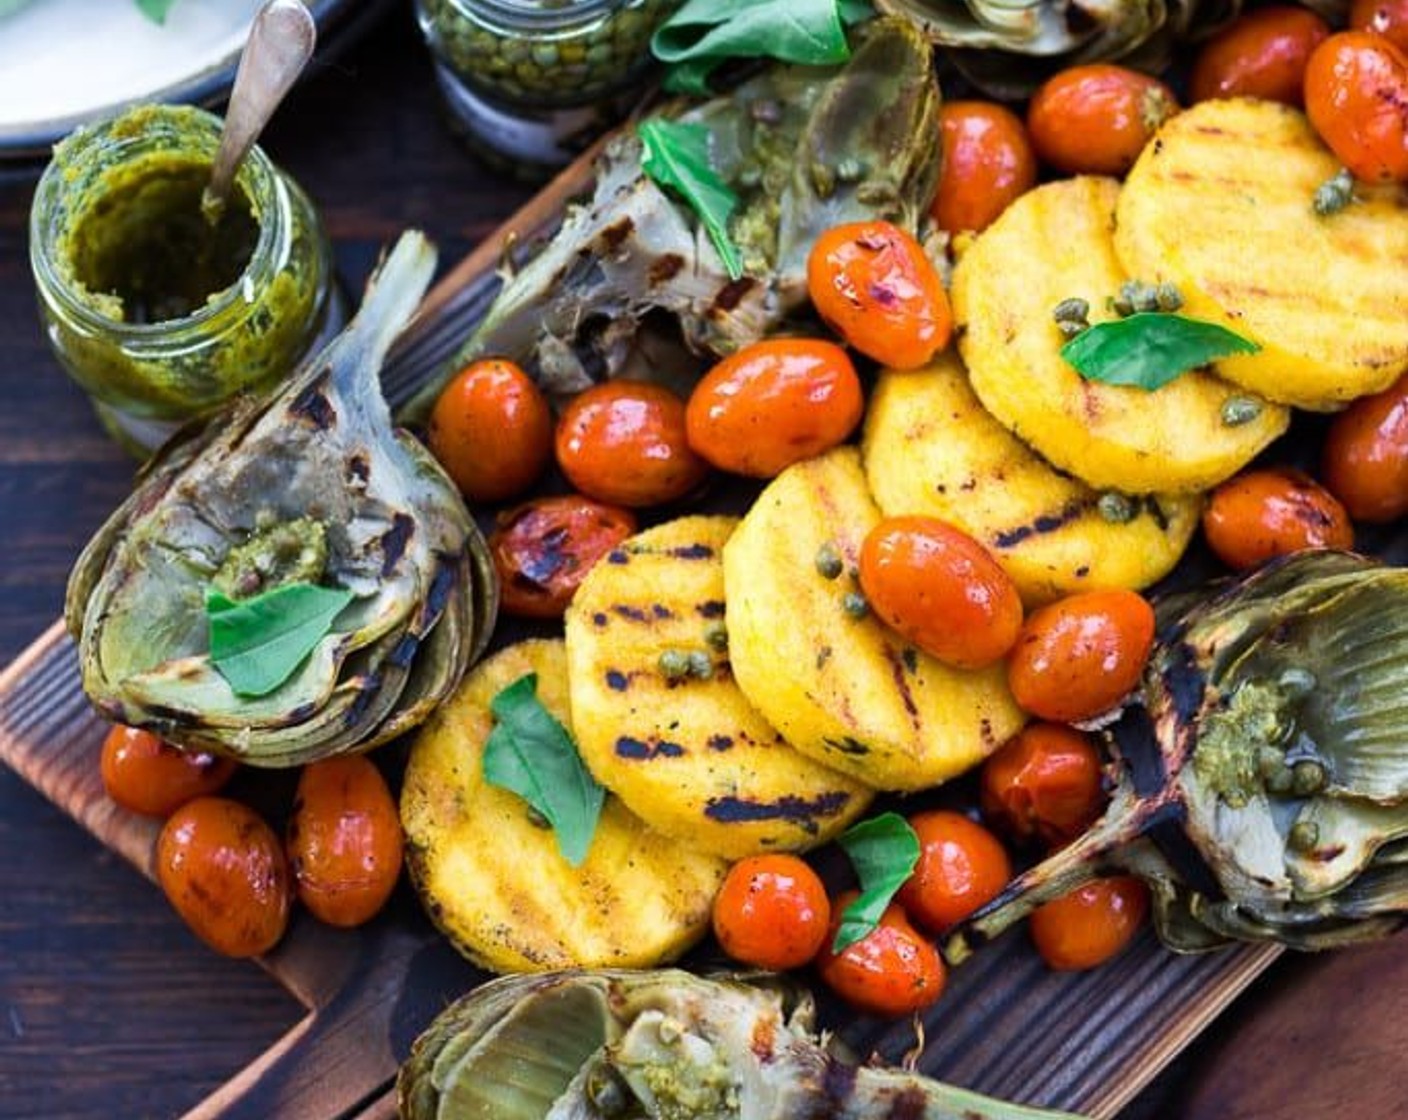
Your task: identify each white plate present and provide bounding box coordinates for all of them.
[0,0,367,160]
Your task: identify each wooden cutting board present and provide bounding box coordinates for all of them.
[0,140,1290,1120]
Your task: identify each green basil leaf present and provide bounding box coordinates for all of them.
[653,0,852,93]
[639,118,744,281]
[1061,312,1261,391]
[207,582,353,698]
[483,673,605,868]
[135,0,178,24]
[832,811,920,953]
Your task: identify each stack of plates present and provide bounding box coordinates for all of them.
[0,0,391,164]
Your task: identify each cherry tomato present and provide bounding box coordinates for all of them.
[896,811,1011,935]
[287,756,403,929]
[1321,371,1408,522]
[930,101,1037,234]
[1027,64,1179,176]
[1350,0,1408,54]
[981,723,1107,849]
[555,380,709,507]
[1189,6,1330,106]
[815,892,946,1017]
[1029,876,1149,971]
[1304,31,1408,182]
[684,339,863,478]
[426,358,553,503]
[99,724,236,818]
[1007,590,1155,724]
[858,516,1023,670]
[489,494,637,618]
[1202,467,1355,571]
[156,797,291,958]
[711,854,831,970]
[806,220,952,370]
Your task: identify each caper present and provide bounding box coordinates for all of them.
[814,541,844,579]
[658,649,691,681]
[1098,491,1138,523]
[1265,764,1296,796]
[1288,819,1320,853]
[1155,282,1183,312]
[1256,745,1287,783]
[687,650,715,680]
[1053,297,1090,333]
[1313,168,1355,217]
[1220,396,1264,427]
[842,591,869,619]
[704,622,729,652]
[1291,759,1328,797]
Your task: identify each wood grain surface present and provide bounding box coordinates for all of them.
[0,8,1404,1120]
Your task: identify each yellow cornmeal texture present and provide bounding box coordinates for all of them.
[400,640,727,974]
[952,175,1289,493]
[1116,98,1408,411]
[862,349,1202,606]
[565,516,872,859]
[723,448,1026,792]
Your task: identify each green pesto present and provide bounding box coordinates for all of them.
[1192,680,1288,808]
[212,517,329,600]
[419,0,679,109]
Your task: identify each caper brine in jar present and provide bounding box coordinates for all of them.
[30,104,341,456]
[416,0,679,177]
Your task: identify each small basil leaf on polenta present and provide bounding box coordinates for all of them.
[833,812,920,952]
[483,673,605,867]
[1062,313,1260,391]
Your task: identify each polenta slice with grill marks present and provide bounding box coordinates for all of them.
[400,639,727,974]
[564,515,872,859]
[723,448,1026,792]
[862,350,1202,605]
[951,175,1288,493]
[1116,98,1408,410]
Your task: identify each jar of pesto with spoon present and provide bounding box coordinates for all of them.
[416,0,680,178]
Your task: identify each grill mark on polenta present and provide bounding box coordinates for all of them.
[881,645,919,722]
[704,790,852,828]
[606,549,629,565]
[707,734,734,751]
[615,735,686,760]
[696,599,726,618]
[610,604,650,622]
[824,735,869,755]
[605,670,628,691]
[991,498,1090,549]
[669,543,714,559]
[592,611,609,627]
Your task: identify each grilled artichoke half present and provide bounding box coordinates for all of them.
[66,232,497,767]
[876,0,1348,98]
[947,551,1408,959]
[398,969,1081,1120]
[402,16,941,420]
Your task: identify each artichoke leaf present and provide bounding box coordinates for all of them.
[1283,798,1408,901]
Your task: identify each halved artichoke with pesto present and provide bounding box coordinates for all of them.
[398,969,1082,1120]
[402,15,941,418]
[66,232,496,767]
[946,551,1408,959]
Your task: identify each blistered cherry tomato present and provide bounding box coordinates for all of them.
[1027,64,1179,176]
[930,101,1037,234]
[1321,372,1408,522]
[806,220,952,370]
[1007,590,1155,724]
[555,380,708,507]
[489,494,637,618]
[100,724,236,818]
[981,724,1107,849]
[1202,467,1355,570]
[426,358,553,503]
[684,339,863,478]
[1029,877,1149,971]
[1189,6,1330,106]
[287,756,403,929]
[712,854,831,970]
[858,516,1023,670]
[815,892,946,1017]
[1304,31,1408,182]
[1351,0,1408,53]
[157,797,290,958]
[897,811,1011,935]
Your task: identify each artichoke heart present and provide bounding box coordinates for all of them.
[947,551,1408,959]
[401,16,941,419]
[66,232,497,766]
[398,969,1083,1120]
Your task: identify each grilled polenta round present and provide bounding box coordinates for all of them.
[723,448,1026,792]
[862,350,1202,605]
[951,175,1288,493]
[1116,98,1408,410]
[400,640,727,973]
[564,515,872,858]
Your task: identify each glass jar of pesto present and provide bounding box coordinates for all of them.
[416,0,679,176]
[30,104,341,457]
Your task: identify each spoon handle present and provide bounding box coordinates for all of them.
[205,0,317,214]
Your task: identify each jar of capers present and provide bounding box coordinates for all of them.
[416,0,680,177]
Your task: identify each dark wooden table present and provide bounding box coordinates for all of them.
[0,7,1403,1118]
